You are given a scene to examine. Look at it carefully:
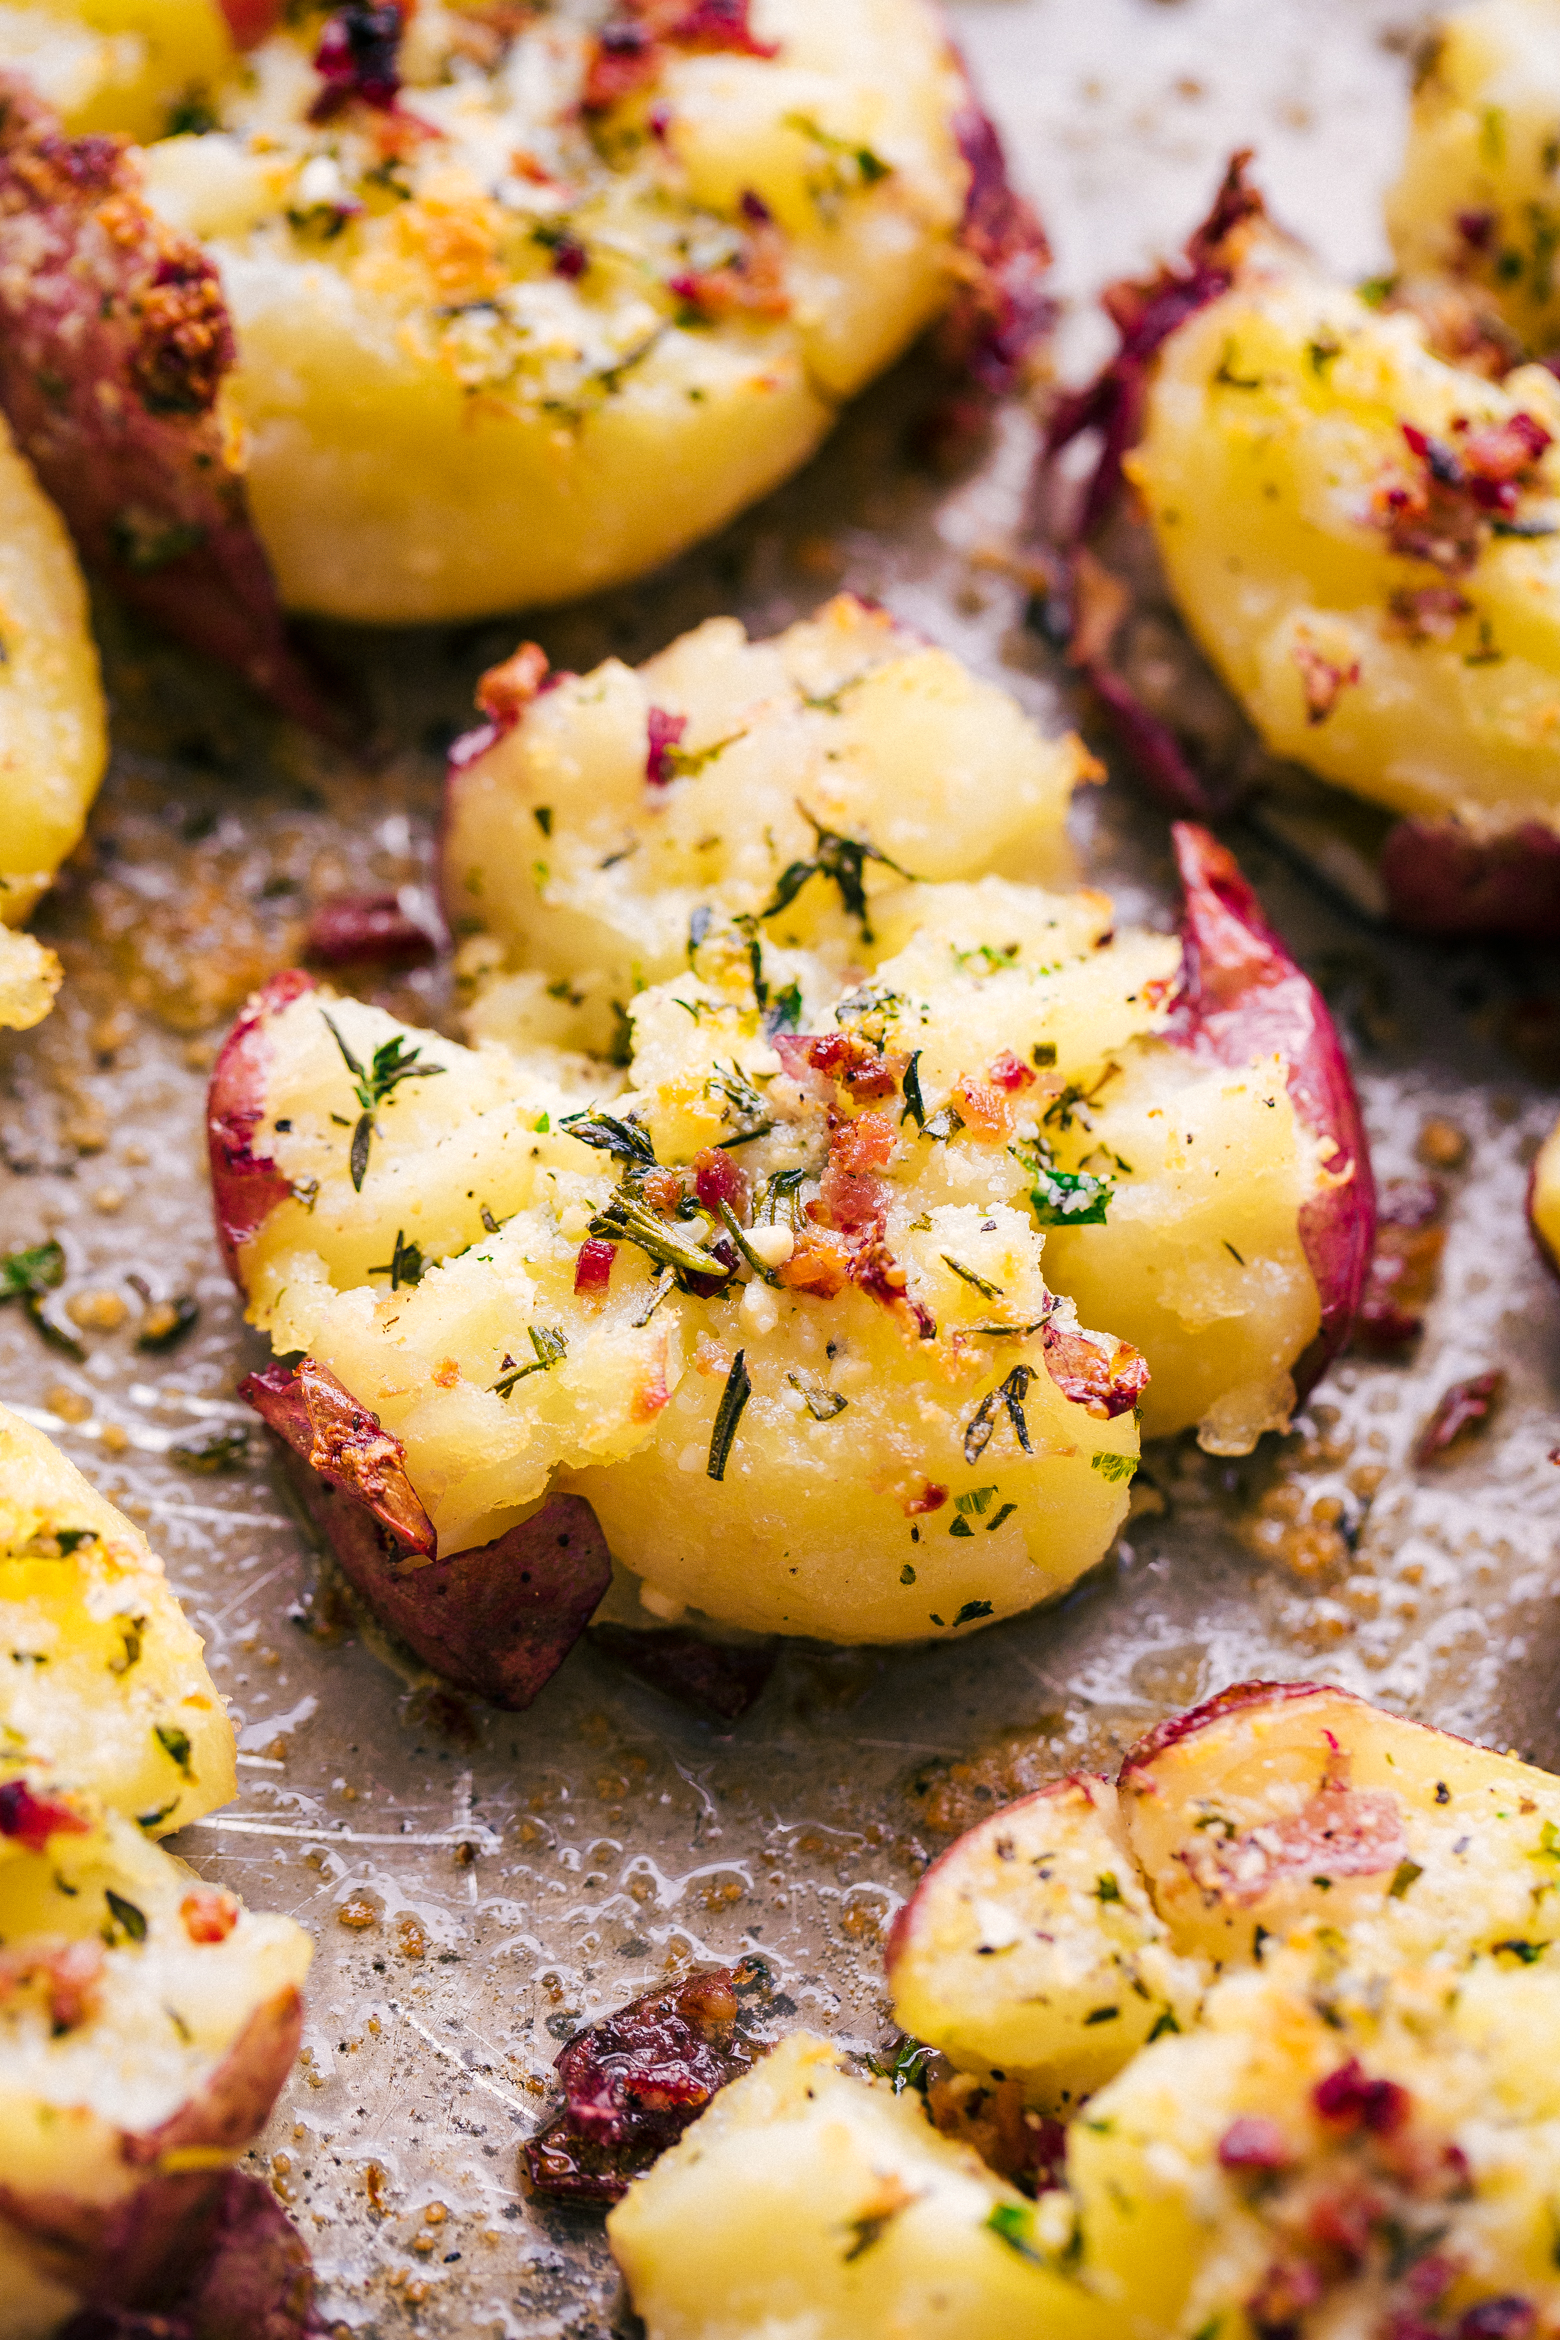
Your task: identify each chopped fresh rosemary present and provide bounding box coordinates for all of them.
[922,1106,965,1143]
[492,1324,568,1397]
[707,1349,751,1479]
[322,1014,445,1192]
[154,1723,193,1776]
[590,1189,734,1287]
[560,1109,657,1167]
[369,1230,424,1289]
[787,1373,847,1420]
[758,1164,808,1226]
[706,1062,773,1146]
[900,1049,926,1128]
[632,1269,677,1327]
[716,1199,781,1285]
[942,1255,1003,1300]
[964,1365,1034,1466]
[759,808,914,942]
[764,981,803,1037]
[104,1888,147,1943]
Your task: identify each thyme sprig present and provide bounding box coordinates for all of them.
[942,1255,1003,1300]
[560,1110,657,1167]
[964,1364,1034,1466]
[493,1324,567,1397]
[760,808,915,942]
[323,1014,445,1192]
[368,1230,424,1289]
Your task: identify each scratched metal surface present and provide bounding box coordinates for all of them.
[6,2,1560,2332]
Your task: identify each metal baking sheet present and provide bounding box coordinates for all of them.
[6,2,1560,2331]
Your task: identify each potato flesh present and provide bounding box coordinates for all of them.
[450,599,1090,1059]
[0,410,107,942]
[0,929,59,1034]
[0,0,232,140]
[0,1402,236,1834]
[136,0,968,621]
[606,2031,1112,2340]
[1386,0,1560,358]
[1129,257,1560,830]
[1533,1111,1560,1269]
[885,1777,1205,2111]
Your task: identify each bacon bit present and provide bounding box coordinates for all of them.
[775,1032,897,1100]
[1353,1178,1445,1352]
[574,1238,617,1297]
[815,1111,895,1232]
[0,82,338,733]
[1387,584,1472,643]
[642,1168,687,1219]
[0,1779,90,1852]
[988,1051,1036,1093]
[0,1936,105,2032]
[524,1961,773,2201]
[693,1148,750,1224]
[903,1481,948,1516]
[669,203,788,321]
[645,706,687,786]
[1183,1780,1406,1904]
[1305,2185,1375,2267]
[306,891,445,969]
[1041,1322,1148,1420]
[311,2,406,120]
[1313,2056,1411,2136]
[477,641,549,727]
[776,1230,850,1297]
[583,0,776,111]
[550,232,588,280]
[1246,2260,1324,2335]
[220,0,286,41]
[182,1888,240,1945]
[1292,626,1361,725]
[1414,1368,1504,1466]
[1217,2116,1292,2172]
[241,1357,437,1556]
[951,1076,1012,1138]
[1376,411,1552,570]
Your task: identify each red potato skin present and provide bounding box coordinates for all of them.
[219,0,287,45]
[54,2175,323,2339]
[0,1987,303,2319]
[243,1356,437,1558]
[1379,817,1560,940]
[207,968,317,1281]
[882,1772,1105,1981]
[1168,822,1376,1397]
[0,79,339,736]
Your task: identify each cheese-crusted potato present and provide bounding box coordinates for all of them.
[606,2031,1111,2340]
[0,1780,311,2339]
[883,1775,1205,2112]
[0,408,106,1024]
[614,1684,1560,2339]
[131,0,978,621]
[0,1402,234,1834]
[448,597,1094,1059]
[1128,241,1560,836]
[0,0,234,142]
[1387,0,1560,359]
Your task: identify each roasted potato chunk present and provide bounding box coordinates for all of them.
[606,2031,1111,2340]
[0,1780,311,2338]
[1531,1108,1560,1276]
[1387,0,1560,359]
[0,0,234,141]
[126,0,1000,621]
[447,597,1093,1058]
[1129,237,1560,836]
[0,1402,235,1834]
[0,408,106,1024]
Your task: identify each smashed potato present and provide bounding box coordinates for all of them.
[0,408,106,1025]
[611,1682,1560,2339]
[1387,0,1560,360]
[130,0,1002,620]
[447,596,1095,1060]
[0,1402,235,1834]
[1532,1108,1560,1275]
[0,0,235,142]
[1128,231,1560,838]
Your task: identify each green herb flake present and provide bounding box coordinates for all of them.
[964,1365,1033,1467]
[368,1229,424,1290]
[108,1620,144,1677]
[169,1425,249,1473]
[154,1724,193,1777]
[985,2202,1043,2264]
[1083,2004,1120,2024]
[708,1350,751,1481]
[1388,1859,1423,1899]
[951,1599,994,1626]
[942,1255,1003,1300]
[104,1888,147,1944]
[533,805,554,836]
[492,1324,568,1397]
[559,1109,657,1167]
[1096,1873,1122,1903]
[1091,1451,1135,1484]
[759,809,914,942]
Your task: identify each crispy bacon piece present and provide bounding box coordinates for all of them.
[0,1935,103,2032]
[1040,1321,1147,1419]
[0,1778,90,1853]
[0,79,337,734]
[645,706,688,786]
[1312,2056,1411,2138]
[219,0,287,44]
[1168,822,1375,1397]
[669,194,789,321]
[583,0,776,112]
[524,1961,774,2202]
[575,1237,618,1295]
[1377,412,1553,572]
[588,1623,777,1721]
[693,1148,750,1223]
[1218,2116,1293,2172]
[241,1357,437,1558]
[181,1889,241,1946]
[268,1438,612,1710]
[305,891,445,969]
[1414,1368,1504,1467]
[814,1110,895,1233]
[1292,628,1360,725]
[476,641,549,726]
[776,1228,850,1298]
[1353,1177,1445,1353]
[926,2068,1066,2195]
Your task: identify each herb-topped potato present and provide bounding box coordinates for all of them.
[446,596,1097,1060]
[0,409,106,1030]
[1386,0,1560,362]
[109,0,1041,623]
[213,808,1365,1658]
[0,0,240,143]
[606,1683,1560,2340]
